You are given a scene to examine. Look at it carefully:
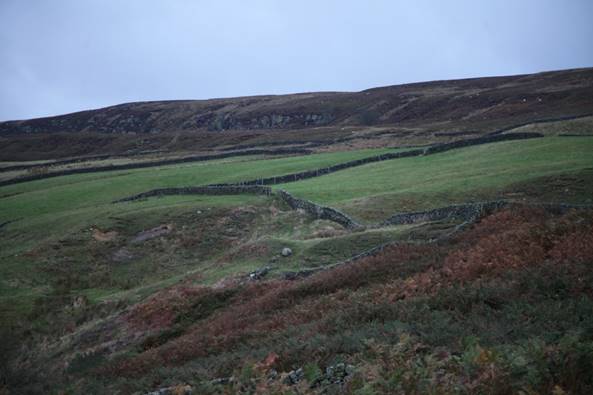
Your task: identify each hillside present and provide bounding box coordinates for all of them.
[2,132,593,393]
[1,68,592,160]
[1,70,593,394]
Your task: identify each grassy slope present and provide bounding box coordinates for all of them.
[3,138,593,316]
[2,134,593,393]
[0,148,393,237]
[62,207,593,395]
[279,137,593,221]
[2,138,592,317]
[0,148,394,322]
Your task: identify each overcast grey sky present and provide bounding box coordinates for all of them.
[1,0,592,121]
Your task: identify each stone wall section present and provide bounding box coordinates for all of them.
[0,147,311,187]
[211,132,542,188]
[422,132,543,154]
[276,189,363,230]
[114,185,272,203]
[1,132,542,188]
[282,201,593,280]
[487,113,593,136]
[379,201,508,226]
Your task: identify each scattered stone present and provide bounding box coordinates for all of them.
[283,368,304,385]
[210,376,234,386]
[267,369,278,381]
[249,266,271,280]
[281,247,292,257]
[325,363,355,384]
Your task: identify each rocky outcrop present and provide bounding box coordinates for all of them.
[207,113,334,131]
[2,68,592,136]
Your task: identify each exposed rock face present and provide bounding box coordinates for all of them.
[1,68,592,135]
[207,113,334,131]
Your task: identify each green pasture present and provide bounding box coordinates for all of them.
[279,137,593,221]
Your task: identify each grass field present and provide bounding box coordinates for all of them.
[0,147,395,285]
[0,147,393,213]
[2,138,592,304]
[0,148,397,324]
[279,137,593,221]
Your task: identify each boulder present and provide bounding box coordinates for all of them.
[281,247,292,257]
[249,266,271,280]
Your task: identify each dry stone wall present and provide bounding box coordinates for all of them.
[0,147,311,187]
[276,190,363,230]
[210,132,542,188]
[380,201,592,227]
[282,201,593,280]
[488,113,593,136]
[422,132,543,154]
[379,201,508,226]
[114,185,272,203]
[0,132,542,188]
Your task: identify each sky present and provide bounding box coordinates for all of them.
[1,0,592,121]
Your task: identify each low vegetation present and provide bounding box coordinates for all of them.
[1,131,592,394]
[4,207,592,394]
